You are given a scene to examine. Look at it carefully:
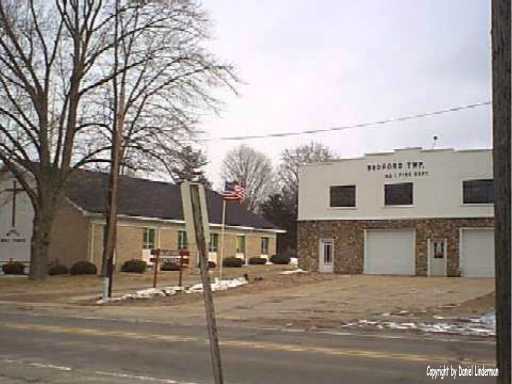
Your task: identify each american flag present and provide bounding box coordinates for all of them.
[222,181,246,201]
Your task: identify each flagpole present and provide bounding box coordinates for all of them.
[219,199,226,280]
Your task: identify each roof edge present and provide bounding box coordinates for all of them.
[87,212,285,233]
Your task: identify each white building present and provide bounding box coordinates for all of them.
[297,147,495,277]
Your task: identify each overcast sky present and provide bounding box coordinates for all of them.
[197,0,491,188]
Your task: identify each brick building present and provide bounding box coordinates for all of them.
[0,169,283,271]
[298,148,495,277]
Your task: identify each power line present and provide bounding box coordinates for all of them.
[202,101,491,142]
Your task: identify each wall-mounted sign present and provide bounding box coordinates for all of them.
[0,228,27,244]
[366,161,429,179]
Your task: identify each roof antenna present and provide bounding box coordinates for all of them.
[432,135,438,149]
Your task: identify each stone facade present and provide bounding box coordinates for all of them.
[298,218,494,276]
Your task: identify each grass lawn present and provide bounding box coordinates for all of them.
[0,264,295,303]
[0,266,494,331]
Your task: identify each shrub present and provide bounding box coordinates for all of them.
[222,257,243,268]
[270,254,291,265]
[70,261,97,275]
[2,261,25,275]
[161,261,181,271]
[121,259,147,274]
[196,260,217,269]
[249,257,267,265]
[48,264,69,276]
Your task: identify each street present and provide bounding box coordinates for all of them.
[0,307,496,384]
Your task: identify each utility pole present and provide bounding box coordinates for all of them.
[189,183,224,384]
[102,0,125,299]
[491,0,511,382]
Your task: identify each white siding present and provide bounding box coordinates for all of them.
[0,174,33,262]
[298,148,493,221]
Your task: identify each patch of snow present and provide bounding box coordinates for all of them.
[290,257,298,266]
[386,322,413,330]
[187,277,248,293]
[343,312,496,337]
[479,312,496,327]
[279,268,308,275]
[96,277,248,304]
[358,320,378,325]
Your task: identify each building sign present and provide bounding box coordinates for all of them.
[367,161,430,179]
[0,179,30,262]
[0,228,27,244]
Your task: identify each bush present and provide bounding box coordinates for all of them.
[2,261,25,275]
[161,261,181,271]
[248,257,267,265]
[196,260,217,269]
[48,264,69,276]
[222,257,243,268]
[270,254,291,265]
[121,259,147,274]
[70,261,97,275]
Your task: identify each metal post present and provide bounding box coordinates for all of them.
[190,184,224,384]
[219,199,226,280]
[152,249,160,289]
[107,249,115,298]
[178,249,187,287]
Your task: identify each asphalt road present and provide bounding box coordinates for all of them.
[0,308,497,384]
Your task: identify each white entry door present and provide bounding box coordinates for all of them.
[319,239,334,273]
[460,228,495,277]
[429,239,447,276]
[364,229,415,275]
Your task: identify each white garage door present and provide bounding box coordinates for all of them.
[461,229,495,278]
[365,229,415,275]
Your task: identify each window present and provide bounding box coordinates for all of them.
[209,233,219,253]
[236,235,246,254]
[143,228,156,249]
[330,185,356,207]
[322,240,333,264]
[178,230,188,250]
[433,240,445,259]
[463,179,495,204]
[261,237,269,255]
[385,182,413,206]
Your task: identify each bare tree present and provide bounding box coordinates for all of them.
[0,0,120,279]
[278,142,335,207]
[0,0,235,280]
[260,142,335,256]
[98,0,235,278]
[221,145,274,212]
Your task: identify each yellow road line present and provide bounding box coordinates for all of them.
[0,322,495,365]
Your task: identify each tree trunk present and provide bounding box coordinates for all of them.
[29,204,56,280]
[491,1,511,382]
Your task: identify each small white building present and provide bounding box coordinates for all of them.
[297,147,495,277]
